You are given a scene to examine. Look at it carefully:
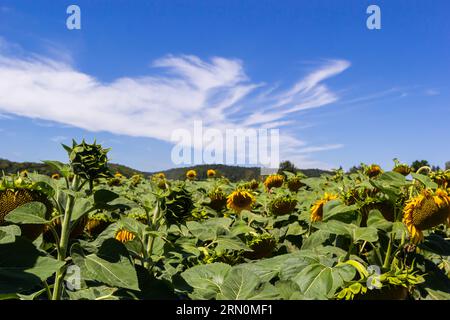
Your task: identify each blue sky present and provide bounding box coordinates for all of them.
[0,0,449,172]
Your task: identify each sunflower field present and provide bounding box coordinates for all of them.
[0,140,449,300]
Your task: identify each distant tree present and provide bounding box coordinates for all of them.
[431,165,441,172]
[278,161,297,176]
[446,161,450,170]
[411,160,430,172]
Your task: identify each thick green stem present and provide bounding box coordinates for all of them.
[383,236,393,270]
[345,242,355,261]
[144,202,160,270]
[52,175,79,300]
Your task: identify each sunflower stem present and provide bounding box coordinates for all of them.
[383,235,393,270]
[51,174,80,300]
[144,201,160,270]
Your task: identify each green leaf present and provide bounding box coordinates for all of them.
[4,202,49,224]
[301,230,331,250]
[293,262,355,299]
[411,173,438,189]
[186,221,217,241]
[71,240,139,291]
[216,268,278,300]
[0,237,65,294]
[285,222,307,236]
[274,280,301,300]
[71,197,93,223]
[0,225,21,244]
[322,201,357,223]
[215,236,251,254]
[67,286,119,300]
[367,210,393,231]
[229,223,255,237]
[181,263,232,299]
[353,226,378,243]
[94,189,119,204]
[424,288,450,300]
[315,220,351,237]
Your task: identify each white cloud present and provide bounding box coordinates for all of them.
[50,136,67,143]
[424,89,439,96]
[0,43,349,168]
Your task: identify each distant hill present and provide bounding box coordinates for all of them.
[0,159,331,182]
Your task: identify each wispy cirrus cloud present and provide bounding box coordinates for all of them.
[0,40,349,168]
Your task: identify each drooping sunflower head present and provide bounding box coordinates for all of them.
[393,165,411,176]
[263,174,284,191]
[85,212,114,237]
[115,229,135,243]
[244,233,277,260]
[268,195,298,216]
[310,192,339,222]
[242,179,260,191]
[365,164,383,178]
[108,176,122,187]
[207,188,228,211]
[429,171,450,189]
[226,189,256,214]
[20,170,29,178]
[287,176,304,192]
[403,188,450,243]
[186,170,197,180]
[392,158,411,176]
[207,169,216,178]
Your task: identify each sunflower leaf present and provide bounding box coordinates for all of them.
[4,202,49,224]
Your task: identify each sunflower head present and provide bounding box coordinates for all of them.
[263,174,284,191]
[130,174,142,187]
[51,173,61,180]
[242,179,260,191]
[287,176,304,192]
[429,171,450,189]
[108,177,122,187]
[365,164,383,178]
[157,178,168,189]
[85,212,113,237]
[269,195,298,216]
[207,169,216,178]
[20,170,29,178]
[227,189,256,214]
[403,188,450,243]
[64,139,111,181]
[186,170,197,180]
[392,158,411,176]
[207,188,228,211]
[310,193,338,222]
[244,233,277,260]
[163,182,194,224]
[155,173,165,179]
[115,229,135,243]
[393,165,411,176]
[114,172,123,178]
